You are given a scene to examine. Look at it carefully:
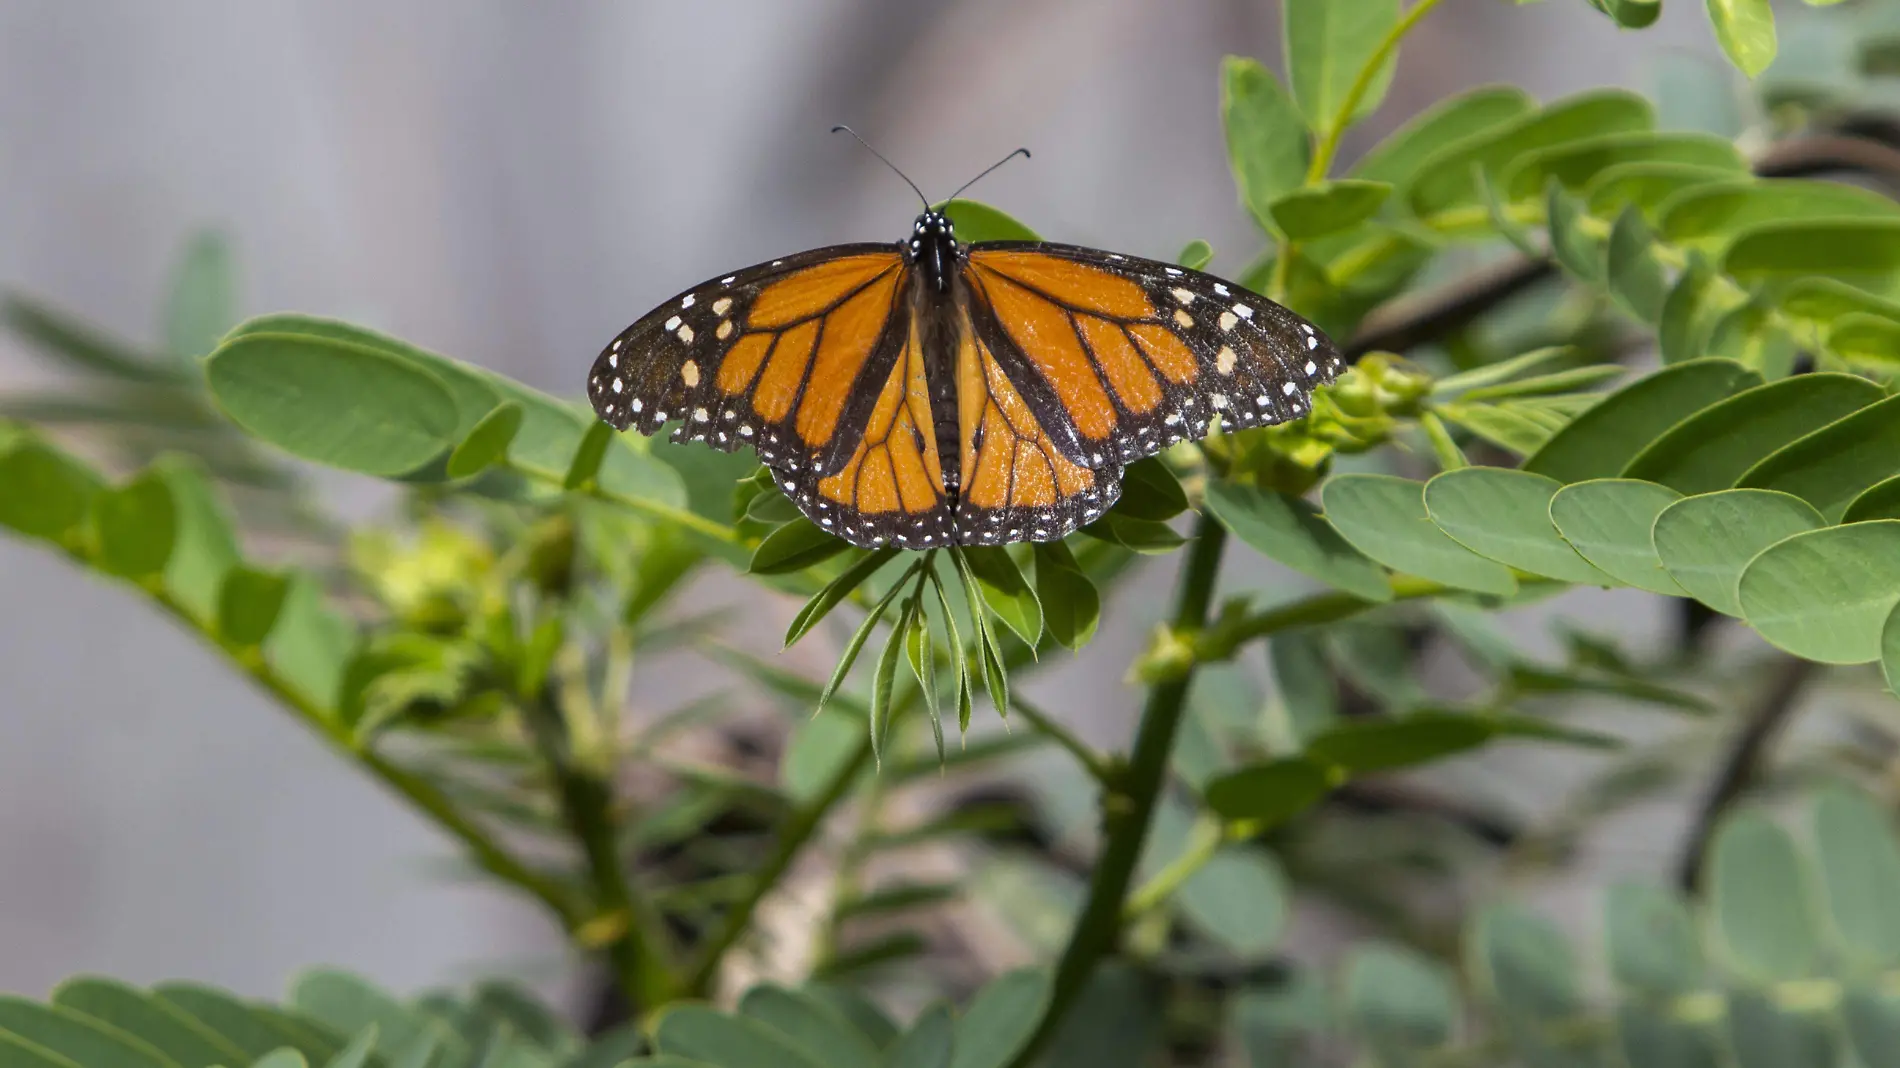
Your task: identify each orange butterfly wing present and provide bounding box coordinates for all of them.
[949,243,1342,542]
[586,245,909,475]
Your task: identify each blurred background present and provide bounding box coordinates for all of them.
[0,0,1742,1016]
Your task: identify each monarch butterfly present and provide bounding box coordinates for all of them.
[586,135,1343,549]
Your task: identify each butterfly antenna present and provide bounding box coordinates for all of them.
[831,125,929,210]
[945,147,1031,205]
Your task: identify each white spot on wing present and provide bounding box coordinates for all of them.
[1218,311,1237,332]
[1216,345,1237,374]
[712,297,732,315]
[1234,303,1254,319]
[681,360,700,387]
[677,324,694,343]
[665,315,681,331]
[1173,308,1194,328]
[681,294,695,309]
[1170,287,1195,304]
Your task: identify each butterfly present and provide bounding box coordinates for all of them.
[586,138,1344,550]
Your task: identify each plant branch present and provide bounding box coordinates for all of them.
[522,690,680,1010]
[1196,574,1457,662]
[1123,812,1225,920]
[133,587,582,928]
[1014,516,1230,1064]
[1675,655,1820,893]
[685,726,876,995]
[1011,694,1115,786]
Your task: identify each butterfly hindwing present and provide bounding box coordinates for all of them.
[778,303,955,547]
[962,242,1344,468]
[586,245,910,474]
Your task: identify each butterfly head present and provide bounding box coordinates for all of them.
[908,211,959,293]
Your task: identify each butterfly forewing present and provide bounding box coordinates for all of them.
[585,244,907,471]
[962,242,1344,466]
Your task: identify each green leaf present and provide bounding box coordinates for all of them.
[1705,305,1792,383]
[1039,966,1160,1068]
[883,1004,952,1068]
[1622,374,1886,496]
[1114,458,1188,521]
[1549,480,1685,594]
[652,1005,824,1068]
[937,200,1039,243]
[51,977,248,1068]
[1811,786,1900,969]
[253,1049,307,1068]
[206,333,458,476]
[1709,810,1816,979]
[1657,255,1739,365]
[1723,220,1900,297]
[1544,180,1603,281]
[869,601,908,764]
[166,232,238,360]
[151,984,320,1064]
[1032,541,1100,651]
[1599,0,1662,27]
[1653,489,1825,616]
[1827,314,1900,370]
[1229,977,1328,1068]
[0,440,101,544]
[1604,882,1703,996]
[1203,758,1331,825]
[1179,847,1289,959]
[91,474,179,581]
[747,519,850,576]
[1176,240,1214,272]
[784,548,899,647]
[1341,942,1457,1053]
[562,421,613,491]
[1739,520,1900,664]
[217,567,291,647]
[1268,181,1392,240]
[1076,513,1186,553]
[948,969,1049,1068]
[153,457,240,625]
[735,986,879,1068]
[1846,476,1900,524]
[1458,365,1626,402]
[0,1001,176,1068]
[290,971,455,1068]
[1353,86,1535,190]
[1843,990,1900,1068]
[1738,395,1900,521]
[1707,0,1779,76]
[322,1028,379,1068]
[961,546,1042,648]
[1502,131,1744,203]
[267,578,357,711]
[1269,632,1338,743]
[1305,712,1493,773]
[1479,169,1542,257]
[1204,482,1392,602]
[1409,89,1653,232]
[1468,905,1584,1051]
[1585,162,1745,220]
[742,489,803,528]
[1423,467,1610,584]
[802,985,897,1051]
[1659,179,1900,254]
[446,403,523,479]
[2,293,179,383]
[1222,56,1312,232]
[1523,359,1761,484]
[1888,601,1900,702]
[1605,206,1669,323]
[1431,346,1573,395]
[1284,0,1399,134]
[1726,992,1835,1068]
[782,709,864,803]
[1319,474,1516,595]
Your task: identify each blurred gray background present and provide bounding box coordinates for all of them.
[0,0,1724,1010]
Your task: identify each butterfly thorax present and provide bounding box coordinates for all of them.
[904,212,969,503]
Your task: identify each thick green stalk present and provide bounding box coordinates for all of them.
[524,693,680,1009]
[1015,516,1229,1062]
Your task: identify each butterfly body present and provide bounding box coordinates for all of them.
[588,210,1343,549]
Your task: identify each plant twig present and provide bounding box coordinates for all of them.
[1010,694,1115,786]
[1123,812,1225,920]
[522,691,680,1009]
[685,727,876,995]
[1675,655,1820,893]
[1014,516,1230,1064]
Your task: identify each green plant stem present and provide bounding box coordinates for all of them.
[685,728,877,995]
[135,587,581,928]
[1015,515,1230,1064]
[1270,0,1447,303]
[1123,813,1225,920]
[522,692,680,1009]
[1011,694,1115,786]
[1196,574,1454,661]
